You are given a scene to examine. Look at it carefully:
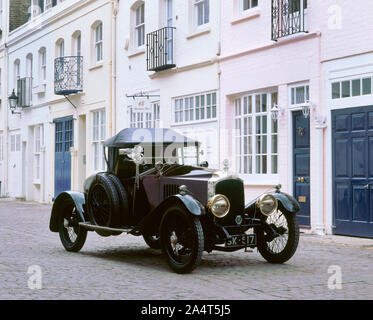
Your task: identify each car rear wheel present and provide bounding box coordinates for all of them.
[256,209,299,264]
[58,199,87,252]
[160,206,204,274]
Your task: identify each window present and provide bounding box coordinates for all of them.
[10,134,21,152]
[135,3,145,47]
[174,92,217,124]
[34,125,43,182]
[26,54,33,79]
[39,48,46,83]
[14,60,20,91]
[242,0,258,11]
[290,84,309,105]
[94,23,103,63]
[92,110,106,172]
[57,39,64,57]
[129,102,160,128]
[234,92,278,176]
[332,77,373,99]
[75,33,82,56]
[194,0,209,26]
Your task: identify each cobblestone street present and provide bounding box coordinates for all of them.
[0,200,372,300]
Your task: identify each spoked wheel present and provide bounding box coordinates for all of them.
[87,174,120,227]
[160,206,204,274]
[143,234,161,249]
[256,209,299,264]
[58,201,87,252]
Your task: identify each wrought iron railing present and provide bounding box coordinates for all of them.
[54,56,83,95]
[271,0,307,41]
[146,27,176,72]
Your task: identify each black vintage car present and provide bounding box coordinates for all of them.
[49,128,300,273]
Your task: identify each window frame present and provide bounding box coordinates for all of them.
[290,84,310,106]
[128,101,161,128]
[134,3,145,48]
[234,91,279,182]
[39,48,47,83]
[92,109,106,172]
[241,0,258,12]
[173,91,217,125]
[34,125,43,183]
[94,23,103,63]
[194,0,210,28]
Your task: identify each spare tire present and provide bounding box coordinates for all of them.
[87,173,121,228]
[105,173,130,226]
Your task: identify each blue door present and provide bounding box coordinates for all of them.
[54,116,74,198]
[293,111,311,226]
[332,106,373,238]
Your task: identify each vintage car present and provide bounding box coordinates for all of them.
[49,128,300,273]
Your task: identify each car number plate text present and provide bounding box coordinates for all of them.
[225,234,256,247]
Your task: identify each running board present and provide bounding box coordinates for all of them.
[78,222,134,233]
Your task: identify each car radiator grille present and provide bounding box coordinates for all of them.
[215,179,245,226]
[163,184,179,199]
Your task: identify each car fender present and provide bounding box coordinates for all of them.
[136,194,206,235]
[49,191,87,232]
[272,192,300,213]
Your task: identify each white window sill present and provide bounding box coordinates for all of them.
[171,118,218,127]
[33,180,41,185]
[239,174,280,187]
[231,8,261,25]
[89,63,103,71]
[186,26,211,40]
[128,46,145,58]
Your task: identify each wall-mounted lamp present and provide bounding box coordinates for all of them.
[301,100,315,119]
[271,104,284,121]
[8,89,21,115]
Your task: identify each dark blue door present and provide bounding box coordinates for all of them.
[54,116,74,198]
[332,106,373,238]
[293,111,311,226]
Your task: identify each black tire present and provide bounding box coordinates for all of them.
[160,206,204,274]
[58,198,87,252]
[87,173,121,227]
[143,234,161,249]
[106,173,130,226]
[256,209,299,264]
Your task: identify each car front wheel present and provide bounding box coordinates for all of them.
[160,206,204,274]
[58,200,87,252]
[256,209,299,264]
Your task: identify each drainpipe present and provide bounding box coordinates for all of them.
[110,0,119,136]
[314,32,326,235]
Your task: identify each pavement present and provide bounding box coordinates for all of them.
[0,199,372,300]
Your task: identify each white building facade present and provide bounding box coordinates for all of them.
[116,0,221,168]
[4,0,117,202]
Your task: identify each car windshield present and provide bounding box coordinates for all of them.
[119,144,199,166]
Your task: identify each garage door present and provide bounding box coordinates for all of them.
[332,106,373,238]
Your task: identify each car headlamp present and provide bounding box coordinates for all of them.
[257,194,278,216]
[208,194,230,218]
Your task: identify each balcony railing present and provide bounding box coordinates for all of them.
[272,0,307,41]
[146,27,176,72]
[54,56,83,95]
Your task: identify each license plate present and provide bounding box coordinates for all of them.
[225,234,256,247]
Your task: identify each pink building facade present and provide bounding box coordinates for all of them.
[218,0,373,237]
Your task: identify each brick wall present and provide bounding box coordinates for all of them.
[9,0,30,32]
